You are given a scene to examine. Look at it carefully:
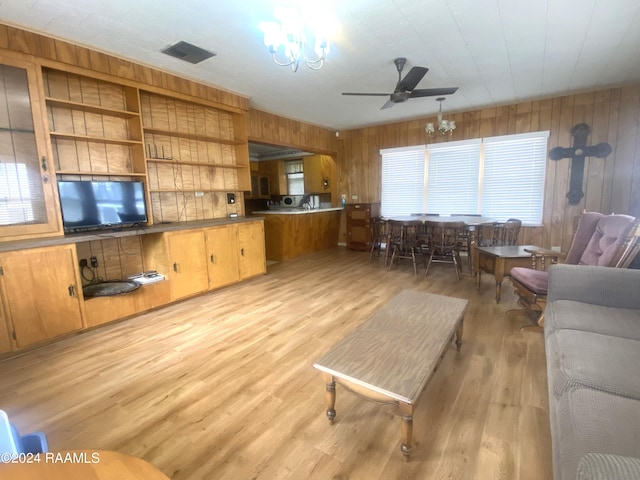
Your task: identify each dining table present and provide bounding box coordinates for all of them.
[383,215,498,274]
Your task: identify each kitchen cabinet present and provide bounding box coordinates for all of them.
[0,57,62,241]
[346,203,381,251]
[0,245,84,349]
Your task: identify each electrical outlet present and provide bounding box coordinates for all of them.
[90,256,98,268]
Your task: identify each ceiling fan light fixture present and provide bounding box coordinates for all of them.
[426,97,456,138]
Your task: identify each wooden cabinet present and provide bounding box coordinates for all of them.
[0,245,84,348]
[205,225,240,289]
[0,299,11,354]
[238,221,267,278]
[346,203,381,251]
[205,220,265,288]
[165,230,209,301]
[0,57,62,240]
[143,221,265,300]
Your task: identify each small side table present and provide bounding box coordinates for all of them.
[475,245,555,303]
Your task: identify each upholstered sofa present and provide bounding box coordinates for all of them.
[545,264,640,479]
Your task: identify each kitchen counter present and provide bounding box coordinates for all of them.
[252,207,343,215]
[254,208,342,261]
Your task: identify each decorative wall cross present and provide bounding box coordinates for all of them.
[549,123,612,205]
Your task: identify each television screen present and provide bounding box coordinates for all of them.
[58,180,148,232]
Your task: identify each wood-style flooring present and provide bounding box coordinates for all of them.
[0,247,552,479]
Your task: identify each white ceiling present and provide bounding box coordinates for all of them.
[1,0,640,131]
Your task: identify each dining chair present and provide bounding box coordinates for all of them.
[510,212,640,329]
[0,410,48,455]
[424,221,466,279]
[386,219,424,275]
[368,216,388,264]
[481,218,522,247]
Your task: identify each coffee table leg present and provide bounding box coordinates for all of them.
[455,318,464,351]
[399,402,413,457]
[322,372,336,424]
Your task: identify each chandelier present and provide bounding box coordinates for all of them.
[259,5,331,72]
[426,97,456,137]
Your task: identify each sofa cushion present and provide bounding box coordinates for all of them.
[510,267,548,294]
[547,330,640,400]
[545,300,640,340]
[549,388,640,480]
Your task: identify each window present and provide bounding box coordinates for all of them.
[426,140,481,215]
[481,132,549,224]
[285,159,304,195]
[381,146,425,216]
[380,131,549,224]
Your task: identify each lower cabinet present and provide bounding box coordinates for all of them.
[238,221,267,279]
[0,245,84,349]
[166,230,209,301]
[206,225,240,290]
[0,220,266,356]
[206,221,266,289]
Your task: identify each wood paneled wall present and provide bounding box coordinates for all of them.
[337,87,640,250]
[247,108,338,155]
[0,23,249,112]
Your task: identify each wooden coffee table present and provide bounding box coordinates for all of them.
[475,245,556,303]
[313,290,468,457]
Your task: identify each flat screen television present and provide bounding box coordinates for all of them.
[57,180,148,232]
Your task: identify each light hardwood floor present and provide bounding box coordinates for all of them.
[0,247,552,479]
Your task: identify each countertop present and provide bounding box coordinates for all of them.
[252,207,343,215]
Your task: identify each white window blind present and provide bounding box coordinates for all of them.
[426,139,482,215]
[481,131,549,224]
[380,146,425,216]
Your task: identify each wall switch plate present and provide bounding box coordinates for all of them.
[195,191,204,197]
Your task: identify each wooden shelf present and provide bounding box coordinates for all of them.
[149,188,238,193]
[50,131,143,146]
[45,97,140,118]
[143,127,241,145]
[56,170,147,177]
[146,158,245,169]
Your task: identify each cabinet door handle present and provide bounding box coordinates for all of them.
[173,262,178,272]
[240,248,245,256]
[210,255,215,263]
[68,285,75,297]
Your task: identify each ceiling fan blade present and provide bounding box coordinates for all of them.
[342,92,391,96]
[397,67,428,91]
[380,99,395,110]
[409,87,459,98]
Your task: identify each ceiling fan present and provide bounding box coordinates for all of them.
[342,58,458,110]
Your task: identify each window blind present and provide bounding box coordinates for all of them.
[380,146,425,216]
[426,139,482,215]
[481,131,549,224]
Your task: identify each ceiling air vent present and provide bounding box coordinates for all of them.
[161,41,216,64]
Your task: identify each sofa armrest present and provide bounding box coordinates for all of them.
[577,453,640,479]
[547,264,640,309]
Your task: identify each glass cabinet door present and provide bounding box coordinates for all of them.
[0,56,60,239]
